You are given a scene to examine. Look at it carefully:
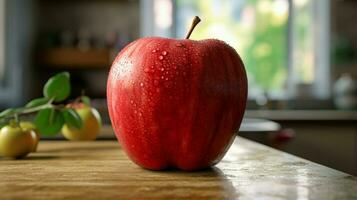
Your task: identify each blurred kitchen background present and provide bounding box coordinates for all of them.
[0,0,356,175]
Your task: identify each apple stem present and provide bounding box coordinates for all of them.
[185,16,201,39]
[14,114,19,124]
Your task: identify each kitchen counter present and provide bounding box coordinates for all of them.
[0,137,356,199]
[243,110,357,175]
[245,110,357,121]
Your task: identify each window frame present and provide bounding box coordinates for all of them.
[287,0,331,100]
[0,0,29,108]
[0,0,5,83]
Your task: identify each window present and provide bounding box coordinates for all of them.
[176,0,289,99]
[140,0,330,99]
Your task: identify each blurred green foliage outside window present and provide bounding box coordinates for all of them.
[176,0,316,99]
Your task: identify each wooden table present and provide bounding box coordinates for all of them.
[0,137,356,200]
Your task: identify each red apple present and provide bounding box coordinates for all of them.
[107,17,247,170]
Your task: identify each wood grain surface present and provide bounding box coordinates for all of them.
[0,136,356,200]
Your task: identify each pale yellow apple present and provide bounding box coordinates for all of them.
[0,124,33,158]
[62,105,102,141]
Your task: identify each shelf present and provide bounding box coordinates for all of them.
[37,48,112,69]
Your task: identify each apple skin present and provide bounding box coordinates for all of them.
[107,37,247,170]
[20,121,40,152]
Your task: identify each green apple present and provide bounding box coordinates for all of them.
[20,121,40,152]
[62,104,101,141]
[0,124,34,158]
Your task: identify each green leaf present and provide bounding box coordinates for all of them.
[81,96,91,106]
[62,108,83,129]
[0,108,15,118]
[43,72,71,102]
[0,119,7,129]
[34,108,64,136]
[25,97,49,108]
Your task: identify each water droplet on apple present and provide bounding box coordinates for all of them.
[138,112,143,116]
[130,100,134,104]
[165,77,169,81]
[152,49,157,53]
[162,51,167,56]
[176,43,184,47]
[160,68,165,71]
[161,76,164,79]
[159,55,164,60]
[140,82,144,87]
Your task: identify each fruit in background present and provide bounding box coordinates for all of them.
[61,103,102,141]
[107,17,247,170]
[0,123,34,158]
[20,121,40,152]
[0,72,96,141]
